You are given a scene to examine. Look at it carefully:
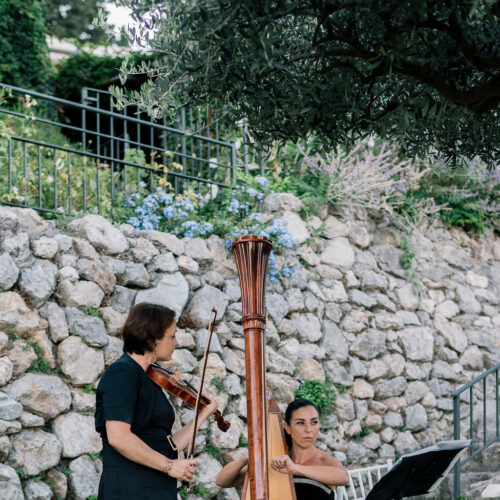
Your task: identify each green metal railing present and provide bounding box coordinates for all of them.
[80,86,266,175]
[452,361,500,499]
[0,83,236,217]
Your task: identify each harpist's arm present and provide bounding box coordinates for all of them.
[292,463,349,487]
[271,454,349,487]
[216,455,249,488]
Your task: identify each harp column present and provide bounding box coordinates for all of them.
[232,235,273,500]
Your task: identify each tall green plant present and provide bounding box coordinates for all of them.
[0,0,50,90]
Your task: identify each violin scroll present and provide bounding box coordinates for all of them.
[215,413,231,432]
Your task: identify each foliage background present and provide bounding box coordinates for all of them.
[53,51,152,102]
[42,0,110,43]
[0,0,51,91]
[109,0,500,164]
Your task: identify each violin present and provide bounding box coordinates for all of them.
[147,363,231,432]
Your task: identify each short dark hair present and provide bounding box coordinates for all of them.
[284,399,320,450]
[121,302,176,355]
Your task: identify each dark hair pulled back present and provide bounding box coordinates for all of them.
[284,399,319,451]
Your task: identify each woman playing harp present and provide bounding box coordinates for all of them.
[216,398,349,500]
[231,235,348,499]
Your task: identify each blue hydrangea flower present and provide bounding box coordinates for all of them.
[124,194,137,208]
[227,198,240,213]
[157,191,173,204]
[246,187,263,201]
[281,266,296,278]
[197,222,214,235]
[277,233,294,249]
[135,206,149,216]
[163,206,176,219]
[175,199,195,211]
[181,220,198,230]
[255,176,269,187]
[143,194,160,211]
[239,202,250,213]
[128,216,141,228]
[249,213,262,222]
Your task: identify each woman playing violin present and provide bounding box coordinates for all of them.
[95,302,218,500]
[216,398,349,500]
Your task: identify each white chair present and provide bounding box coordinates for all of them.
[336,460,393,500]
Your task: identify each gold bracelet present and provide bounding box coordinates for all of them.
[161,458,173,475]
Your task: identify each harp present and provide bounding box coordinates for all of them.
[232,235,296,500]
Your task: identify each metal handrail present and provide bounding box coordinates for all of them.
[452,361,500,499]
[0,83,237,218]
[0,107,234,171]
[81,86,268,174]
[1,83,232,146]
[8,135,231,185]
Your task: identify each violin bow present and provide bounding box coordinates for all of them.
[185,307,218,477]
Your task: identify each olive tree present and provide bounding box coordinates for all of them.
[108,0,500,163]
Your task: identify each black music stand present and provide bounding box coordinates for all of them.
[365,440,471,500]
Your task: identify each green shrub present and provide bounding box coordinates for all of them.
[277,138,499,235]
[294,379,336,415]
[0,0,50,90]
[0,90,116,215]
[84,306,109,325]
[406,162,500,233]
[27,340,51,374]
[203,442,222,460]
[210,377,226,395]
[237,433,248,448]
[81,384,96,394]
[353,420,374,441]
[192,485,211,498]
[54,53,125,102]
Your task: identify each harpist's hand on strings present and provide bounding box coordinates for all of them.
[168,458,198,482]
[271,454,296,475]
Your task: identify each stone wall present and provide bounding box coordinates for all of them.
[0,197,499,500]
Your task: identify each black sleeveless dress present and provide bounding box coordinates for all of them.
[95,354,178,500]
[294,477,337,500]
